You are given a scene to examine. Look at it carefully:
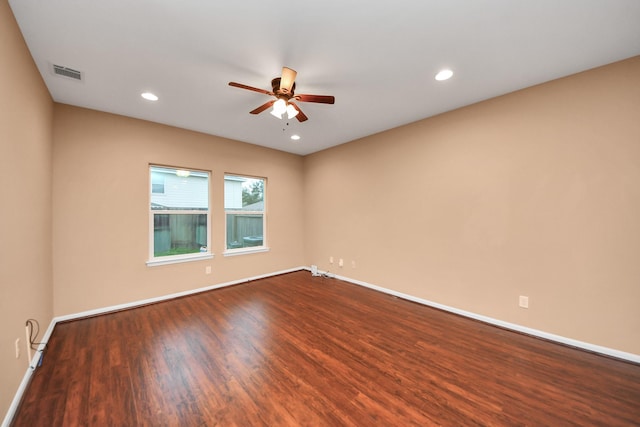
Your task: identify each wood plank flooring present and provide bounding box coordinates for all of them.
[11,271,640,426]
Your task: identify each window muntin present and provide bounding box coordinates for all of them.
[149,166,210,263]
[224,175,266,252]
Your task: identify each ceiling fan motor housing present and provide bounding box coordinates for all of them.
[272,77,295,97]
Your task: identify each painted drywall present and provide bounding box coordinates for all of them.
[0,0,54,418]
[52,105,305,316]
[304,57,640,355]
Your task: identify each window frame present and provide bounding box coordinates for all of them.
[147,165,213,266]
[223,173,269,256]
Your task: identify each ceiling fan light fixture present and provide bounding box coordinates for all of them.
[270,98,287,119]
[286,104,299,119]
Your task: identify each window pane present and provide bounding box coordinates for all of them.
[150,166,208,210]
[226,213,264,249]
[154,214,208,257]
[224,175,265,250]
[224,175,264,211]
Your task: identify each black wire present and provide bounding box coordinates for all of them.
[25,319,47,350]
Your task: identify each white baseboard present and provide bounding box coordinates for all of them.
[2,320,55,427]
[317,268,640,364]
[5,266,637,426]
[55,266,305,322]
[2,266,305,427]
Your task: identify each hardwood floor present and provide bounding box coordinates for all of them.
[11,271,640,426]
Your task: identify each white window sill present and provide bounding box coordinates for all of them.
[146,253,214,267]
[223,247,270,257]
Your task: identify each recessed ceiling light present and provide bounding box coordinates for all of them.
[435,69,453,81]
[291,134,301,141]
[141,92,158,101]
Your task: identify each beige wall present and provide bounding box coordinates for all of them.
[0,0,54,417]
[52,105,305,315]
[304,56,640,355]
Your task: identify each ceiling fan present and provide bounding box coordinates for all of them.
[228,67,335,122]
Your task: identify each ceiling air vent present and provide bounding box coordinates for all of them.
[52,64,83,81]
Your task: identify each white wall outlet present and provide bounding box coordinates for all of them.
[15,338,20,359]
[519,296,529,309]
[329,256,334,264]
[205,266,212,275]
[339,258,344,267]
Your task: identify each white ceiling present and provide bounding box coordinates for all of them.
[9,1,640,156]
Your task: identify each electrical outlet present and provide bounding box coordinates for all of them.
[329,256,334,264]
[339,258,344,267]
[15,338,20,359]
[205,266,212,275]
[519,296,529,309]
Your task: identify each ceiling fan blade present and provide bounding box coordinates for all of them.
[289,102,308,122]
[249,100,275,115]
[229,82,273,96]
[295,94,335,104]
[280,67,297,93]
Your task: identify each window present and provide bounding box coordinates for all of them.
[148,166,211,265]
[224,174,267,254]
